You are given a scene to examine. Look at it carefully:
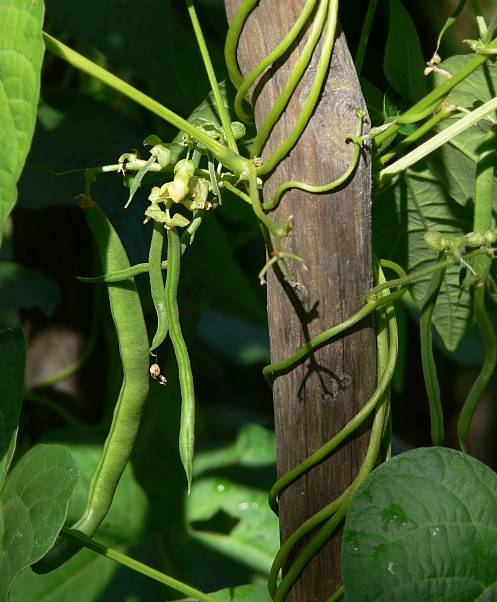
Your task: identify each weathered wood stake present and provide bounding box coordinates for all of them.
[224,1,375,598]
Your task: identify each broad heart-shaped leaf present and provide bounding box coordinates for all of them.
[186,424,278,576]
[0,262,60,316]
[384,0,426,103]
[0,444,79,601]
[0,0,44,245]
[374,167,474,351]
[0,329,25,488]
[342,447,497,602]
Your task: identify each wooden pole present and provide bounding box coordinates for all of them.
[223,1,375,598]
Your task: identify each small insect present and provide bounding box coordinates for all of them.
[150,362,167,385]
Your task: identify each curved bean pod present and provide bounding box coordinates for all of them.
[34,200,150,572]
[149,221,168,353]
[419,256,446,445]
[166,227,196,492]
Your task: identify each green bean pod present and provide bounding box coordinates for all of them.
[165,227,196,493]
[419,256,446,446]
[149,221,168,353]
[34,200,150,572]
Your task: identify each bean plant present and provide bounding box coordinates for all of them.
[2,0,497,600]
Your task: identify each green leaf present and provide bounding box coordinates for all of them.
[42,437,149,544]
[0,262,60,316]
[384,0,427,103]
[0,328,25,487]
[374,168,473,351]
[427,55,497,207]
[10,538,163,602]
[342,447,497,602]
[0,0,44,245]
[0,445,79,600]
[187,424,278,576]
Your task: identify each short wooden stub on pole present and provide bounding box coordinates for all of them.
[224,2,375,598]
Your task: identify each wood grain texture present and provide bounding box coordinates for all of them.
[223,1,375,599]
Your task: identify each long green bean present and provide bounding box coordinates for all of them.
[419,256,446,445]
[34,200,150,572]
[165,227,196,492]
[149,221,168,353]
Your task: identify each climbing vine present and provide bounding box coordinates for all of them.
[2,0,497,601]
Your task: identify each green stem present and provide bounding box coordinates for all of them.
[379,96,497,181]
[42,32,247,175]
[272,277,396,600]
[256,0,335,173]
[355,0,378,75]
[469,0,488,38]
[60,528,218,602]
[268,286,398,513]
[376,105,455,168]
[224,0,258,89]
[373,36,497,148]
[185,0,238,153]
[234,0,318,122]
[249,0,328,161]
[457,146,497,451]
[263,112,364,211]
[327,585,345,602]
[369,247,495,296]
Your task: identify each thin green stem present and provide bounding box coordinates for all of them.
[370,247,495,296]
[272,277,396,601]
[256,0,337,174]
[458,146,497,451]
[379,96,497,181]
[60,528,218,602]
[434,0,467,55]
[373,36,497,148]
[250,0,329,162]
[327,585,344,602]
[42,32,247,175]
[268,291,398,514]
[185,0,238,153]
[224,0,258,89]
[220,179,252,204]
[469,0,488,38]
[355,0,378,75]
[263,111,364,211]
[234,0,318,122]
[376,105,455,168]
